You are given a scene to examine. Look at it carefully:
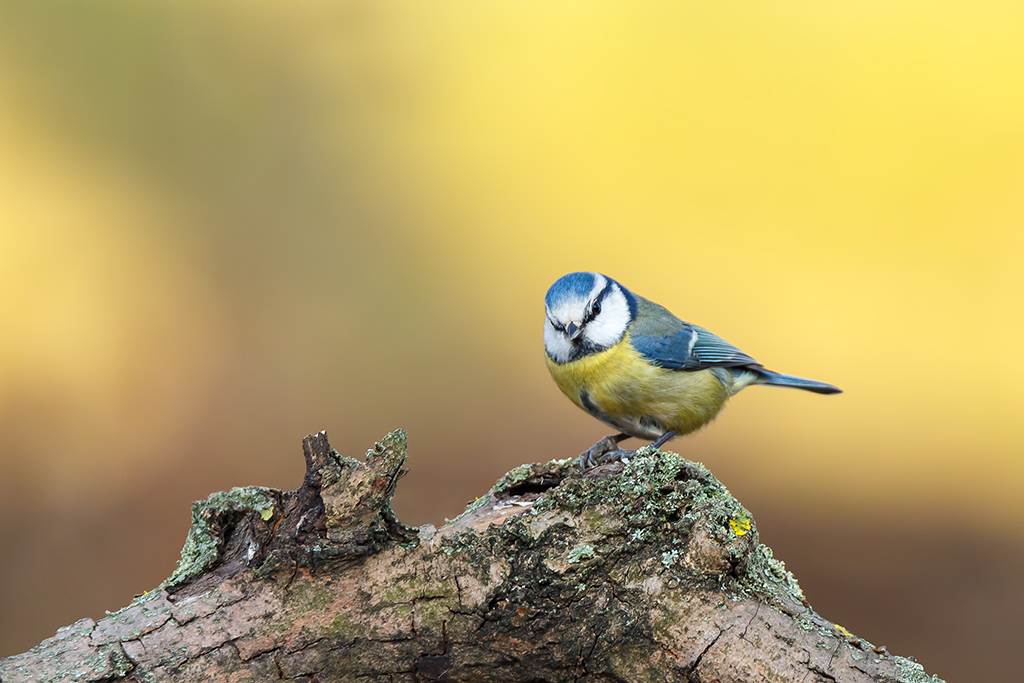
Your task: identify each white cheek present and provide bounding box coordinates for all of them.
[583,289,630,348]
[544,318,573,363]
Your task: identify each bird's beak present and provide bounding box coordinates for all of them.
[566,322,583,342]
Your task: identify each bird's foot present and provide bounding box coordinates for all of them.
[579,434,629,470]
[578,431,678,470]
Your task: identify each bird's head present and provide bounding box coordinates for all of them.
[544,272,637,363]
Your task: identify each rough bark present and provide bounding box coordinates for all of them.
[0,430,945,683]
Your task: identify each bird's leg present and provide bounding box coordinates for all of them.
[579,433,630,470]
[648,431,676,451]
[582,431,679,469]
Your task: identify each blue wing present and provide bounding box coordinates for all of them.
[628,297,842,392]
[631,324,761,371]
[629,298,761,371]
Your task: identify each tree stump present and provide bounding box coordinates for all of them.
[0,430,945,682]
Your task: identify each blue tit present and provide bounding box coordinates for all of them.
[543,272,841,468]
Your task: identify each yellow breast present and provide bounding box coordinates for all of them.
[545,332,731,439]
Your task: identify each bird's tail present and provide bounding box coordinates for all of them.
[755,370,842,395]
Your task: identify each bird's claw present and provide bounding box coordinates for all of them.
[579,436,631,470]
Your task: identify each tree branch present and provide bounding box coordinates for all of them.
[0,430,945,682]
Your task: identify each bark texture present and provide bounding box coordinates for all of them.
[0,430,945,683]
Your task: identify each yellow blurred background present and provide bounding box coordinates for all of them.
[1,2,1021,680]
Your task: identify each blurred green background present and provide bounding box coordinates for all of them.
[1,2,1022,680]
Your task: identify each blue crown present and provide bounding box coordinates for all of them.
[545,272,605,309]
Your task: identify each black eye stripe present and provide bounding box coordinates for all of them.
[583,297,604,323]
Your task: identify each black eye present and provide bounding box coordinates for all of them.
[592,301,601,316]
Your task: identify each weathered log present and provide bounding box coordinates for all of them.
[0,430,944,682]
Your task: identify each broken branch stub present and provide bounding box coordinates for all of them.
[300,429,418,553]
[0,431,945,683]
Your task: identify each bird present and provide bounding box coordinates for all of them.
[543,272,841,469]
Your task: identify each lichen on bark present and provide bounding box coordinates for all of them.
[0,430,945,683]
